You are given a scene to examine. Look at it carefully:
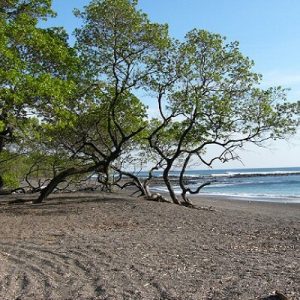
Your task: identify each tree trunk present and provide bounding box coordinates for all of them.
[33,163,106,204]
[0,174,3,190]
[181,192,192,205]
[0,124,13,153]
[113,167,152,198]
[143,183,152,198]
[132,176,151,198]
[33,169,74,203]
[163,167,180,204]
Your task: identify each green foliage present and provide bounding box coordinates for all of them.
[1,0,299,202]
[149,29,299,153]
[142,28,300,203]
[2,172,19,189]
[75,0,170,86]
[0,0,78,156]
[32,0,168,170]
[0,151,28,189]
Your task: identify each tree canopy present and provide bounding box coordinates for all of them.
[0,0,78,188]
[143,29,300,204]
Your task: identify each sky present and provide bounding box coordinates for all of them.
[44,0,300,169]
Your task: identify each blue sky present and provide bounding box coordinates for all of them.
[45,0,300,168]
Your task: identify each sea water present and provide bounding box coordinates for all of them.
[142,167,300,203]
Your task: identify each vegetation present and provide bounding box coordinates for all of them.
[144,30,300,205]
[0,0,77,190]
[0,0,299,205]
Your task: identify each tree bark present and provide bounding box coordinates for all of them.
[33,163,106,204]
[0,124,13,153]
[113,168,152,198]
[0,174,3,190]
[163,166,180,204]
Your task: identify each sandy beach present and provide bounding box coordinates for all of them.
[0,192,299,299]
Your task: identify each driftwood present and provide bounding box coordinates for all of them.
[145,193,171,203]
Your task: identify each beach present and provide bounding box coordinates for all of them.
[0,192,299,300]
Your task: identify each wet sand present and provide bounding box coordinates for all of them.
[0,192,299,299]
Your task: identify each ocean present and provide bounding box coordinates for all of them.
[144,167,300,203]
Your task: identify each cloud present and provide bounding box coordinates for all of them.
[146,107,160,118]
[262,70,300,87]
[261,70,300,100]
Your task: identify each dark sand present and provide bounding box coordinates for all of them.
[0,192,299,299]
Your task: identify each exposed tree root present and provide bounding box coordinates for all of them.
[8,198,32,205]
[180,202,216,211]
[194,205,216,211]
[144,193,171,203]
[144,193,216,211]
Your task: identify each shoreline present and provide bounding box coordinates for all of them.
[150,186,300,204]
[149,176,300,204]
[191,193,300,204]
[190,194,300,219]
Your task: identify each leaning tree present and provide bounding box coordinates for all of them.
[31,0,171,202]
[144,30,300,206]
